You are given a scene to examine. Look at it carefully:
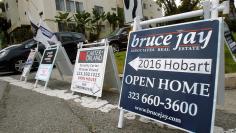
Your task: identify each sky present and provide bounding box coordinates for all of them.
[234,0,236,8]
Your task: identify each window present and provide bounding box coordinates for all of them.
[55,0,65,11]
[24,40,37,49]
[60,33,74,43]
[73,33,82,40]
[75,2,83,13]
[94,6,104,15]
[5,3,9,11]
[0,3,5,12]
[68,23,76,32]
[66,0,75,12]
[111,8,116,11]
[144,16,148,20]
[58,22,76,32]
[143,3,147,9]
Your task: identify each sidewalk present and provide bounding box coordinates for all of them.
[0,72,236,133]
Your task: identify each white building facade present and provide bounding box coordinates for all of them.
[4,0,118,41]
[3,0,162,42]
[117,0,163,27]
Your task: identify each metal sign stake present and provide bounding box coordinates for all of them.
[118,16,141,129]
[34,79,38,88]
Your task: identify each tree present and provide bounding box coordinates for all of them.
[156,0,178,16]
[90,8,106,41]
[106,12,118,31]
[156,0,200,16]
[117,7,125,27]
[223,0,236,32]
[74,11,92,35]
[55,12,72,31]
[0,16,10,48]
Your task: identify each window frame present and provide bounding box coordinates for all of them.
[55,0,65,11]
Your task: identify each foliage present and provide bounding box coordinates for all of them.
[156,0,200,16]
[225,43,236,73]
[106,12,118,31]
[55,8,125,41]
[0,17,10,47]
[156,0,178,16]
[0,31,5,48]
[74,11,92,35]
[12,26,33,44]
[90,8,107,41]
[117,8,125,27]
[155,0,200,24]
[223,1,236,32]
[55,12,73,31]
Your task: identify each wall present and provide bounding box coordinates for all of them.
[5,0,119,40]
[142,0,163,27]
[4,0,20,32]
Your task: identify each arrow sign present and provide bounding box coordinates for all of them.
[128,57,212,74]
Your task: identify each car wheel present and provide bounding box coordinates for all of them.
[13,59,26,73]
[111,43,120,53]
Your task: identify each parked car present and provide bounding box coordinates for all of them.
[105,27,131,52]
[0,32,87,73]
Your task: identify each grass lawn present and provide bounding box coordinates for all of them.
[114,51,126,74]
[115,32,236,74]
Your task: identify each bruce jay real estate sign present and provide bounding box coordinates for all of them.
[119,19,222,133]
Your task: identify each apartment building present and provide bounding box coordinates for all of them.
[3,0,162,43]
[142,0,163,25]
[117,0,163,27]
[3,0,118,42]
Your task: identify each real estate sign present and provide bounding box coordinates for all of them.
[224,22,236,61]
[22,50,37,77]
[119,19,221,133]
[71,46,109,97]
[35,48,57,82]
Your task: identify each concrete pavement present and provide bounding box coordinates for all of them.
[0,72,236,133]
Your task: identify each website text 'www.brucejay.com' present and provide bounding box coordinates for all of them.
[134,106,181,124]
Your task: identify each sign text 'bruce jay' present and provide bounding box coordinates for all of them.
[130,28,212,52]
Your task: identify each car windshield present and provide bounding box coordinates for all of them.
[23,39,37,48]
[22,39,35,45]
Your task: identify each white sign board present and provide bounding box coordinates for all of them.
[103,47,121,90]
[124,0,143,23]
[35,47,58,82]
[54,46,73,76]
[71,46,109,97]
